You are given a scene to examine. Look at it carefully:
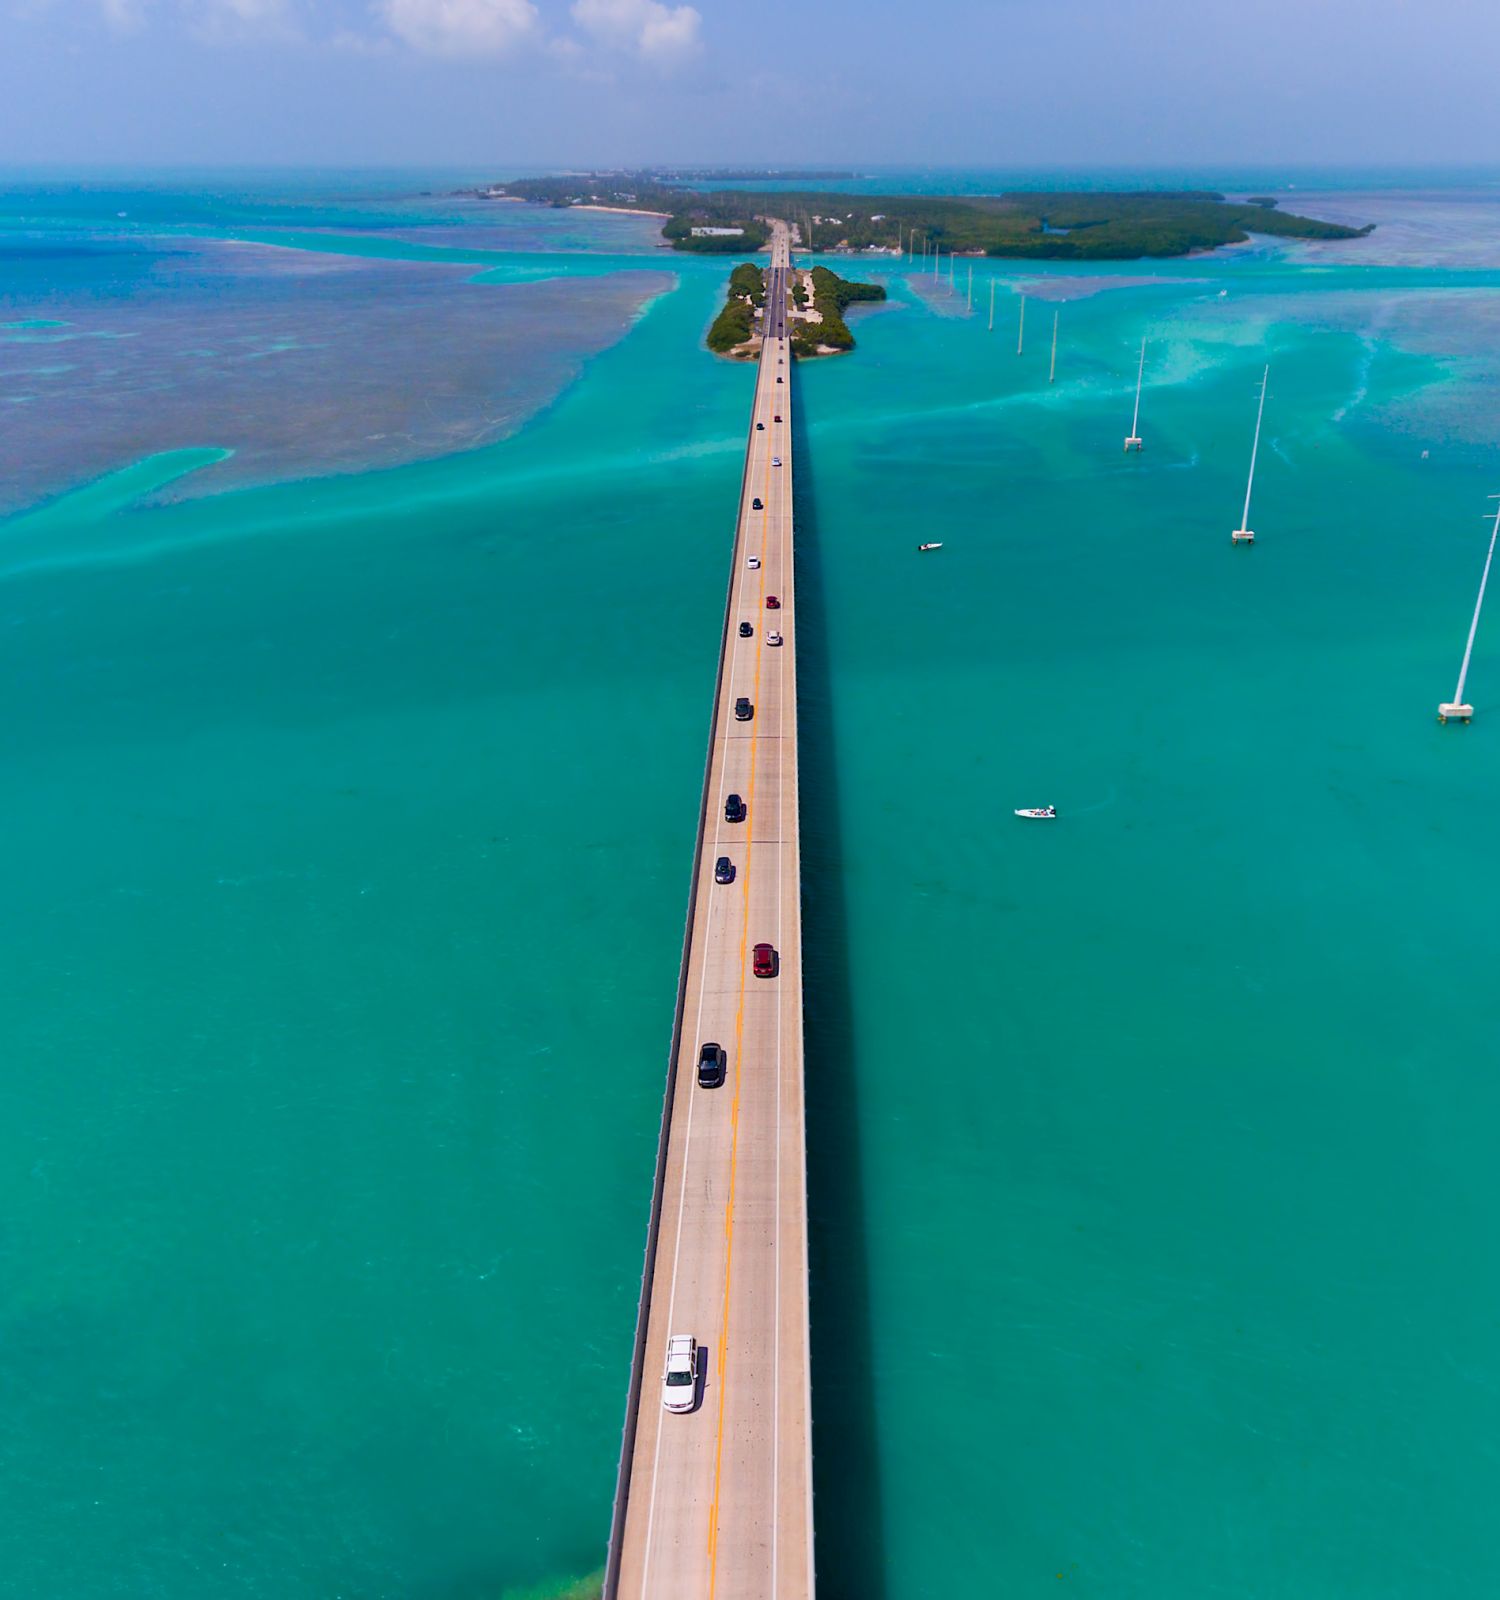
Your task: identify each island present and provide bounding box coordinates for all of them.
[789,265,886,357]
[706,263,767,355]
[475,172,1374,260]
[706,262,886,359]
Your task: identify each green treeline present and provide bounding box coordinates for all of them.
[664,215,771,253]
[490,173,1373,260]
[791,190,1373,258]
[706,262,767,354]
[729,262,766,306]
[790,265,886,357]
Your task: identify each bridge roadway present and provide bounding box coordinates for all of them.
[608,222,813,1600]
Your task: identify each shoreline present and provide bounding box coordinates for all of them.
[574,204,672,219]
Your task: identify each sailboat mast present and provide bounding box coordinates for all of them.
[1130,340,1145,435]
[1453,502,1500,706]
[1233,365,1270,544]
[1016,294,1025,355]
[1124,338,1145,450]
[1049,310,1059,383]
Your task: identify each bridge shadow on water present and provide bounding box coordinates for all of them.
[790,364,889,1600]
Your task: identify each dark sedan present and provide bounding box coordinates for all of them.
[697,1042,726,1089]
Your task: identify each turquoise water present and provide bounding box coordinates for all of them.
[4,178,1500,1597]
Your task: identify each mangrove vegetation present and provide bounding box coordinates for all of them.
[481,172,1374,260]
[706,262,767,355]
[790,266,886,357]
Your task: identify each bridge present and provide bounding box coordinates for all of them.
[605,221,814,1600]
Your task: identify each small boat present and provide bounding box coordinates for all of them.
[917,542,943,552]
[1014,806,1056,820]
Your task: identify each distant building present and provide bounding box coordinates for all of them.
[691,226,745,237]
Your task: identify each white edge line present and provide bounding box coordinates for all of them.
[637,340,768,1599]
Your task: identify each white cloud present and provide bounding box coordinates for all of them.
[571,0,700,64]
[377,0,539,55]
[188,0,297,42]
[89,0,296,40]
[99,0,148,29]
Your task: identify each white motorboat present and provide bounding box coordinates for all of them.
[918,542,943,552]
[1014,806,1056,819]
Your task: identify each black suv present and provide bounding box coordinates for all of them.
[697,1042,726,1089]
[725,793,746,823]
[739,621,753,638]
[735,697,753,722]
[714,856,735,884]
[752,497,763,510]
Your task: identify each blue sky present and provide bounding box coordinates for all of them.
[2,0,1498,169]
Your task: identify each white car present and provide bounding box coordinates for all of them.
[766,630,783,646]
[747,555,761,569]
[662,1334,698,1413]
[772,457,782,467]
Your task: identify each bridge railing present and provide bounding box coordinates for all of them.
[601,333,777,1600]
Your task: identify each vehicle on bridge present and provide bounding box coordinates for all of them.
[747,555,760,570]
[735,697,753,721]
[752,497,763,509]
[772,456,782,466]
[766,595,780,610]
[739,621,753,637]
[756,422,765,431]
[767,630,783,646]
[714,856,735,884]
[725,793,746,823]
[697,1042,726,1089]
[753,942,777,978]
[662,1334,699,1412]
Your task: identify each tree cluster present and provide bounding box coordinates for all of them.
[790,265,886,357]
[484,174,1372,261]
[706,263,768,354]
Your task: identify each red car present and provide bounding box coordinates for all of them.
[766,595,781,610]
[752,943,777,978]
